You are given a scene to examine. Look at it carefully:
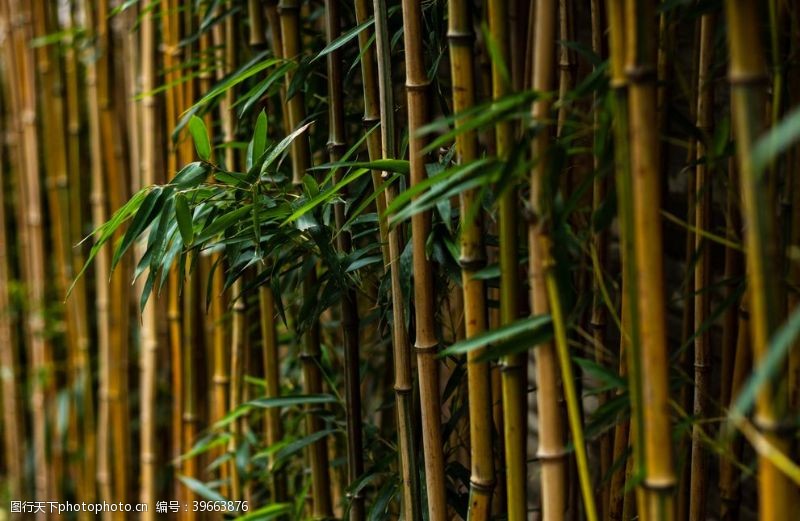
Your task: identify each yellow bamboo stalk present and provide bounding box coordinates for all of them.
[724,1,792,519]
[138,4,159,518]
[624,0,676,517]
[62,2,95,509]
[400,0,447,517]
[529,1,567,519]
[446,0,495,516]
[0,35,26,509]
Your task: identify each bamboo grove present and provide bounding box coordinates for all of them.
[2,0,800,520]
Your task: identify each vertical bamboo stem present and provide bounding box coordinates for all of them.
[529,1,567,519]
[724,1,792,519]
[446,0,495,516]
[688,12,715,521]
[489,0,527,517]
[624,0,676,517]
[400,0,448,517]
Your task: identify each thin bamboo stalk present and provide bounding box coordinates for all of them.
[323,0,365,516]
[278,0,334,514]
[162,0,184,497]
[229,280,246,500]
[78,0,113,511]
[32,5,74,499]
[719,291,750,520]
[5,0,56,511]
[724,1,792,519]
[259,285,287,500]
[624,0,676,517]
[62,2,95,509]
[94,0,131,509]
[400,0,447,516]
[688,12,715,521]
[0,48,25,512]
[529,1,567,519]
[138,4,158,518]
[362,0,421,514]
[446,0,495,516]
[488,0,526,517]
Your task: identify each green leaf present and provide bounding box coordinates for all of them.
[188,115,212,161]
[175,194,194,246]
[273,429,337,469]
[440,315,553,357]
[111,186,165,271]
[313,17,374,62]
[247,394,338,409]
[251,110,268,168]
[177,475,226,503]
[751,105,800,176]
[730,305,800,420]
[260,121,314,175]
[170,162,211,188]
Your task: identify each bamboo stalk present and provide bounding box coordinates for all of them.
[446,0,495,516]
[78,0,113,511]
[323,0,365,516]
[529,1,567,519]
[688,12,715,521]
[488,0,526,517]
[62,1,95,508]
[32,5,74,499]
[605,2,648,519]
[278,0,334,514]
[138,4,159,518]
[93,0,131,509]
[0,41,26,511]
[624,0,676,517]
[259,285,287,500]
[362,0,421,514]
[719,291,750,520]
[724,1,792,519]
[400,0,447,516]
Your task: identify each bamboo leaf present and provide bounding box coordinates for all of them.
[730,306,800,420]
[260,121,314,175]
[440,315,552,356]
[247,394,338,409]
[111,186,165,271]
[251,110,268,168]
[175,194,194,246]
[177,475,226,503]
[188,115,212,161]
[170,162,211,188]
[273,429,337,469]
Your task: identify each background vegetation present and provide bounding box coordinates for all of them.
[1,0,800,520]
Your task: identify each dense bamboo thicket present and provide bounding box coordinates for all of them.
[2,0,800,520]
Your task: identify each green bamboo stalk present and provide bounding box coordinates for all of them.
[488,0,527,517]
